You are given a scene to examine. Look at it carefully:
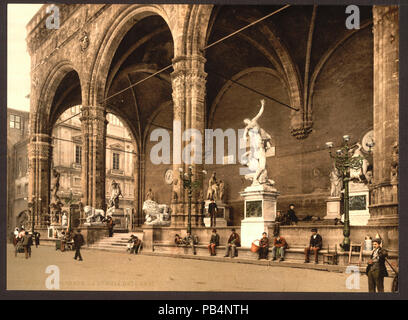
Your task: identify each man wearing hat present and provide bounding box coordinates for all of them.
[304,228,322,264]
[73,229,85,261]
[367,239,388,292]
[208,198,218,227]
[224,228,241,258]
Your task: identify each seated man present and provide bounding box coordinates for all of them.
[174,234,183,245]
[131,236,142,254]
[272,234,288,261]
[208,229,220,256]
[258,232,269,260]
[224,228,241,258]
[183,232,197,255]
[127,235,135,252]
[287,204,298,225]
[304,228,323,264]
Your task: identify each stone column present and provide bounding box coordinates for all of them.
[368,6,399,225]
[28,133,52,227]
[170,54,207,228]
[80,105,108,212]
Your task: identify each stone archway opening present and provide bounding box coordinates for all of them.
[102,14,175,228]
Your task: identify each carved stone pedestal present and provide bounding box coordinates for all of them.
[240,184,279,248]
[203,200,230,227]
[349,182,370,226]
[325,197,341,220]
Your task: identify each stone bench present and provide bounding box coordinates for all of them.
[152,242,398,267]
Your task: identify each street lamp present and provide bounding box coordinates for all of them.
[326,135,363,252]
[179,166,205,234]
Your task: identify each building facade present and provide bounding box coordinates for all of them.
[7,106,135,233]
[24,4,398,229]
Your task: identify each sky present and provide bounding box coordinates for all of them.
[7,4,44,112]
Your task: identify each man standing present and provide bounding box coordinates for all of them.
[208,198,218,227]
[367,239,388,292]
[22,231,32,259]
[208,229,220,256]
[34,232,40,248]
[287,204,298,225]
[258,232,269,260]
[73,229,84,261]
[272,234,288,261]
[304,228,322,264]
[224,228,241,258]
[107,216,114,237]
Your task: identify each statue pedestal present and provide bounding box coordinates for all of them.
[349,182,370,226]
[240,184,279,248]
[203,200,229,227]
[325,197,341,220]
[110,208,128,231]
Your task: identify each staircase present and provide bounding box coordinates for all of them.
[87,231,144,253]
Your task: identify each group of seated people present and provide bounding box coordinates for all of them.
[255,227,322,263]
[173,227,324,264]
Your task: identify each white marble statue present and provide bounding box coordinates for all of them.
[84,205,105,224]
[241,99,274,187]
[206,172,219,200]
[330,166,343,197]
[61,212,68,227]
[143,200,171,226]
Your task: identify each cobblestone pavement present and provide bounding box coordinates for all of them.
[7,245,393,292]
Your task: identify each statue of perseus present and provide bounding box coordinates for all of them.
[241,99,275,187]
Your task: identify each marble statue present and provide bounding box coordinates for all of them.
[108,180,122,209]
[241,99,274,187]
[219,180,225,201]
[349,142,369,182]
[50,168,61,203]
[143,199,171,226]
[329,166,343,197]
[84,205,105,224]
[206,172,219,200]
[61,211,68,227]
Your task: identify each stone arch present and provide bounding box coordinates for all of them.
[34,60,82,135]
[180,5,214,56]
[208,67,288,128]
[88,4,174,107]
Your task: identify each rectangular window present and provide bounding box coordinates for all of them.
[10,114,21,129]
[113,153,120,170]
[75,145,82,164]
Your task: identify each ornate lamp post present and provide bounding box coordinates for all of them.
[326,135,363,251]
[179,166,205,234]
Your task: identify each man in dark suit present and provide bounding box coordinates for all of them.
[73,229,85,261]
[258,232,269,260]
[208,199,218,227]
[208,229,220,256]
[287,204,298,225]
[224,228,241,258]
[304,228,322,264]
[367,239,388,292]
